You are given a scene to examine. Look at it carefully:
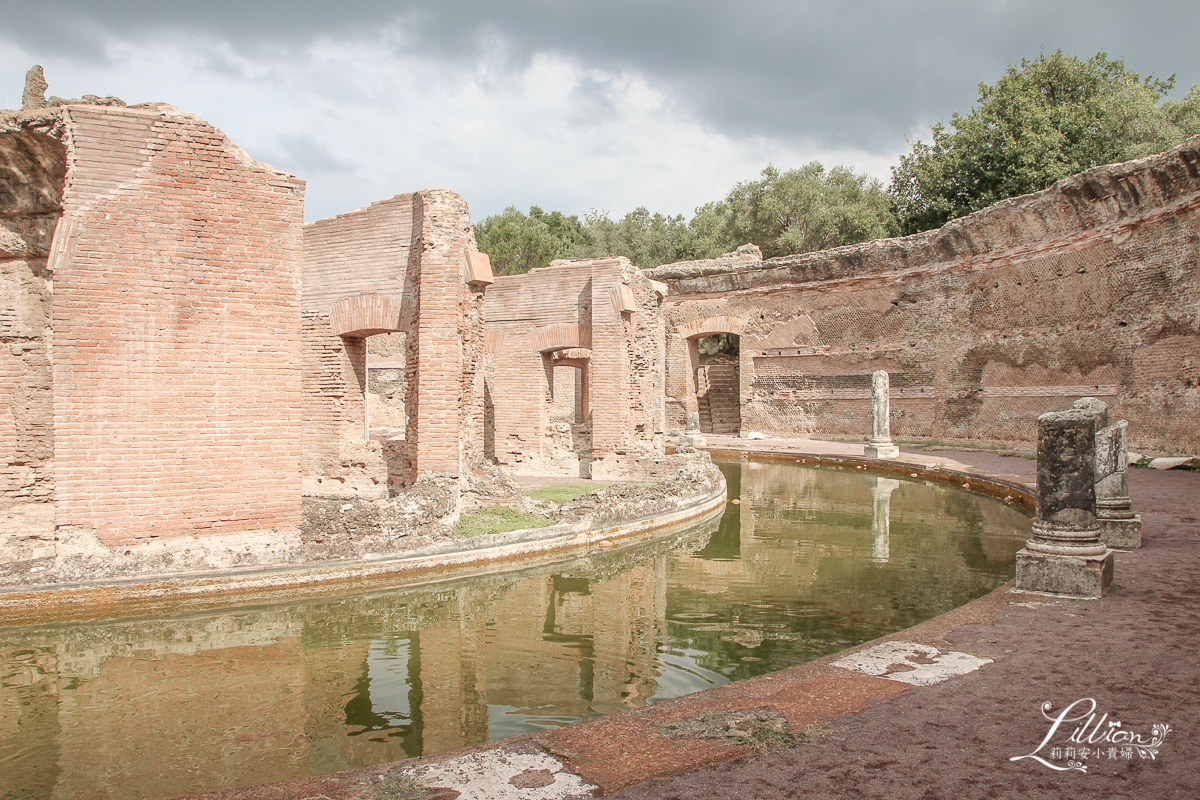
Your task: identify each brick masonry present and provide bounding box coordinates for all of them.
[483,258,665,477]
[647,136,1200,452]
[301,189,486,500]
[0,103,307,546]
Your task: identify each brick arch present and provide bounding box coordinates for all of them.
[529,323,592,353]
[329,293,405,337]
[676,315,746,340]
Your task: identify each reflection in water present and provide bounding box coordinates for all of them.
[0,460,1031,800]
[872,477,900,562]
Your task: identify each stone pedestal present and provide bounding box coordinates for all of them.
[1098,516,1142,549]
[864,370,899,459]
[1015,547,1114,597]
[681,412,707,449]
[865,441,900,459]
[1015,406,1115,598]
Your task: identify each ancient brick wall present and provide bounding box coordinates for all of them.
[483,258,664,477]
[302,190,485,497]
[648,138,1200,452]
[302,196,411,496]
[43,104,305,544]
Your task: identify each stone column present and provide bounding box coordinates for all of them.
[681,411,706,449]
[870,477,900,562]
[1071,397,1141,548]
[864,370,899,459]
[1015,406,1115,597]
[1094,419,1142,548]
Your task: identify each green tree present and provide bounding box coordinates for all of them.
[891,51,1200,234]
[709,163,898,258]
[578,207,711,268]
[473,206,590,275]
[475,162,900,271]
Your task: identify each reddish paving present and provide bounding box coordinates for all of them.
[614,450,1200,800]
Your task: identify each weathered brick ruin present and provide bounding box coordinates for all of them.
[0,89,306,579]
[648,138,1200,454]
[301,190,491,503]
[0,70,1197,586]
[482,257,669,479]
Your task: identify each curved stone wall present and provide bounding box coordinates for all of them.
[648,136,1200,452]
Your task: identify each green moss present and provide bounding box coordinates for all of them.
[374,775,431,800]
[525,482,612,503]
[454,506,554,537]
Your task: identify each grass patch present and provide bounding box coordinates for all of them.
[525,482,612,503]
[659,708,822,752]
[374,775,431,800]
[454,506,554,537]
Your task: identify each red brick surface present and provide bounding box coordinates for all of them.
[49,105,305,543]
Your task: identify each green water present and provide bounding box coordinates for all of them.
[0,459,1030,800]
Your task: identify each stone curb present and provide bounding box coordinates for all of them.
[0,480,728,627]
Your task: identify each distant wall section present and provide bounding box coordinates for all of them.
[649,138,1200,453]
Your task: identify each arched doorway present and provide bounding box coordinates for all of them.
[694,332,741,435]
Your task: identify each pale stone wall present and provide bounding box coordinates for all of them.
[648,137,1200,452]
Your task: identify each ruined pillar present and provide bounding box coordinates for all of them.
[681,411,706,449]
[1015,406,1115,597]
[1094,420,1142,547]
[870,477,900,562]
[864,370,899,459]
[1072,398,1141,548]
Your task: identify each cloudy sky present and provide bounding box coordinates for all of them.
[2,1,1198,222]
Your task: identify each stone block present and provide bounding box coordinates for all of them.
[1015,547,1114,598]
[1100,516,1143,549]
[865,443,899,459]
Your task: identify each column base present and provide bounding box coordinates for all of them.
[681,434,707,449]
[864,443,899,459]
[1099,515,1142,549]
[1015,547,1114,598]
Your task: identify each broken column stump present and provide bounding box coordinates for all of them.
[681,411,707,449]
[1015,406,1115,597]
[1094,419,1143,548]
[864,370,899,459]
[1072,397,1142,548]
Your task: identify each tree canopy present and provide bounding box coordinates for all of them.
[700,163,898,259]
[474,162,896,273]
[890,51,1200,234]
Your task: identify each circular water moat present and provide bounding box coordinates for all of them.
[0,457,1032,799]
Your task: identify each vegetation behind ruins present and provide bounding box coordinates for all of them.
[477,51,1200,273]
[892,50,1200,234]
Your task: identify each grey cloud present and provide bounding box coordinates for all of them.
[268,133,359,177]
[5,1,1200,152]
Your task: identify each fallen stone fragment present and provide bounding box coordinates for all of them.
[1147,456,1200,470]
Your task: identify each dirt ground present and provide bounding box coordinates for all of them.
[613,453,1200,800]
